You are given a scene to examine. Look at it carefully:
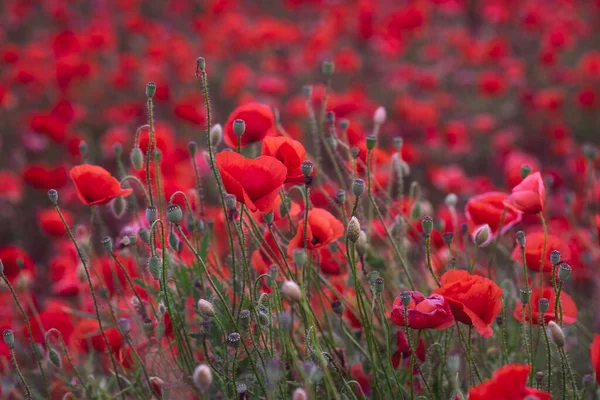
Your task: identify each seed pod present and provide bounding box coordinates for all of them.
[332,300,344,315]
[443,232,454,246]
[139,228,150,243]
[48,189,59,205]
[520,289,531,305]
[335,189,346,205]
[421,216,434,235]
[550,250,561,266]
[400,291,412,307]
[558,262,571,281]
[339,119,349,130]
[3,329,14,348]
[538,298,550,313]
[293,249,307,267]
[196,57,206,72]
[101,236,113,253]
[322,60,335,76]
[373,277,384,295]
[239,310,251,330]
[117,318,131,334]
[301,160,313,177]
[445,193,457,208]
[520,164,531,179]
[146,82,156,98]
[166,205,183,224]
[516,231,526,248]
[224,194,237,210]
[227,332,241,348]
[233,119,246,137]
[366,135,376,150]
[548,321,565,348]
[352,178,365,198]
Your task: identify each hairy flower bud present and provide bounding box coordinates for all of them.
[548,321,565,348]
[356,230,368,255]
[111,196,127,219]
[197,299,215,318]
[346,217,361,243]
[373,106,386,125]
[49,347,61,368]
[282,280,302,303]
[210,124,223,147]
[293,388,308,400]
[148,255,162,280]
[473,224,492,247]
[193,364,213,390]
[130,147,144,170]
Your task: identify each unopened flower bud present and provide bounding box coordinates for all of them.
[49,347,61,368]
[293,388,308,400]
[332,300,344,315]
[3,329,14,348]
[233,119,245,137]
[282,280,302,303]
[197,299,215,318]
[139,228,150,243]
[520,289,531,305]
[445,193,457,208]
[356,230,368,255]
[101,236,113,253]
[516,231,526,248]
[263,211,274,225]
[550,250,561,266]
[346,217,361,243]
[48,189,59,205]
[227,332,241,348]
[352,178,365,198]
[209,124,223,147]
[168,231,180,251]
[339,119,349,131]
[148,255,162,280]
[146,82,156,98]
[301,160,313,177]
[166,205,183,224]
[224,194,237,210]
[538,298,550,313]
[473,224,492,247]
[293,249,307,267]
[193,364,213,390]
[322,60,335,76]
[373,106,386,125]
[548,321,565,348]
[130,147,144,170]
[535,371,545,385]
[558,262,571,281]
[350,146,360,159]
[366,135,376,150]
[335,189,346,205]
[196,57,206,72]
[400,291,412,307]
[111,196,127,219]
[521,164,531,179]
[421,216,433,235]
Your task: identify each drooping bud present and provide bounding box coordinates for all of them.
[48,347,61,368]
[293,249,307,267]
[48,189,59,205]
[146,82,157,98]
[411,202,422,220]
[558,262,571,282]
[281,280,302,303]
[346,217,361,243]
[548,321,565,348]
[168,231,180,251]
[130,147,144,170]
[149,377,165,397]
[193,364,213,390]
[148,256,162,280]
[197,299,215,318]
[301,160,313,177]
[373,106,386,125]
[224,194,237,211]
[101,236,113,253]
[538,298,550,313]
[233,119,246,137]
[550,250,561,266]
[110,196,127,219]
[352,178,365,198]
[322,60,335,76]
[166,205,183,224]
[139,228,150,243]
[400,291,412,307]
[421,216,434,236]
[210,124,223,147]
[365,135,376,150]
[3,329,14,348]
[520,164,532,179]
[472,224,492,247]
[356,230,368,255]
[515,231,526,248]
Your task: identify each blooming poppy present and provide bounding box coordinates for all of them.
[465,192,522,237]
[390,291,455,330]
[70,318,122,354]
[511,231,571,273]
[591,335,600,385]
[261,136,308,184]
[216,152,287,213]
[504,172,545,214]
[223,103,276,148]
[469,364,550,400]
[37,208,73,237]
[70,164,133,206]
[0,245,35,282]
[434,270,503,337]
[513,286,577,325]
[287,208,344,256]
[23,163,69,190]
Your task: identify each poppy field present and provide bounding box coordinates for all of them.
[2,0,600,399]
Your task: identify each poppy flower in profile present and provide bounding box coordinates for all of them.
[513,286,577,325]
[287,208,344,256]
[503,172,546,214]
[70,164,133,206]
[261,136,308,184]
[466,192,522,237]
[23,163,69,190]
[223,103,276,148]
[469,364,550,400]
[37,208,73,237]
[216,152,286,213]
[390,291,455,330]
[511,231,570,273]
[433,270,503,338]
[591,335,600,385]
[0,245,35,282]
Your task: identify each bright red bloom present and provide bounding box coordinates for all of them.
[70,319,122,354]
[504,172,546,214]
[0,245,34,282]
[69,164,133,206]
[514,286,577,325]
[223,103,275,148]
[511,231,571,273]
[216,152,286,213]
[390,291,455,330]
[260,136,308,184]
[23,163,68,190]
[466,192,522,237]
[287,208,344,256]
[469,364,550,400]
[434,270,503,337]
[37,208,73,237]
[392,330,426,369]
[591,335,600,385]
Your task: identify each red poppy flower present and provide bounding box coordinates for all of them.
[469,364,550,400]
[466,192,522,237]
[392,330,426,369]
[287,208,344,256]
[216,152,286,213]
[70,164,133,206]
[23,163,68,190]
[504,172,546,214]
[514,286,577,325]
[37,208,73,237]
[223,103,276,148]
[434,270,503,337]
[0,170,23,202]
[261,136,308,184]
[390,291,455,330]
[511,231,570,273]
[70,319,122,354]
[0,245,35,282]
[591,335,600,385]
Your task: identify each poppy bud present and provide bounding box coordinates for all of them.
[366,135,376,150]
[228,332,241,348]
[535,371,545,385]
[117,318,131,334]
[538,298,550,313]
[197,299,215,318]
[373,106,386,125]
[400,291,412,307]
[210,124,223,147]
[258,311,271,327]
[301,160,313,177]
[238,309,251,330]
[111,196,127,219]
[443,232,454,246]
[48,189,59,205]
[282,280,302,303]
[548,321,565,348]
[558,262,571,281]
[130,147,144,170]
[515,231,526,248]
[233,119,246,137]
[168,231,180,251]
[325,135,337,150]
[322,60,335,76]
[101,236,113,253]
[3,329,14,348]
[332,300,344,315]
[339,119,349,130]
[583,143,598,161]
[293,249,307,267]
[445,193,457,208]
[421,216,434,235]
[346,217,361,243]
[196,57,206,72]
[146,82,156,98]
[520,288,531,305]
[520,164,531,179]
[293,388,308,400]
[411,202,422,219]
[193,364,213,390]
[352,178,365,198]
[473,224,492,247]
[302,85,312,99]
[550,250,561,266]
[350,146,360,159]
[148,255,162,280]
[393,137,403,150]
[335,189,346,205]
[139,228,150,243]
[166,205,183,224]
[49,347,61,368]
[356,230,368,255]
[263,211,274,225]
[373,277,384,295]
[188,141,197,155]
[279,198,290,217]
